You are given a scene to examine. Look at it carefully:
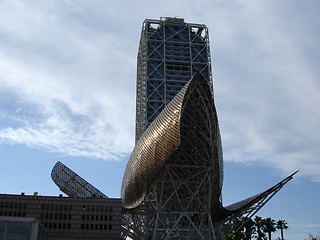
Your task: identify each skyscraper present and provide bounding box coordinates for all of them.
[135,17,212,142]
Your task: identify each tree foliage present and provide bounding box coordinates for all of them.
[224,216,290,240]
[276,220,288,240]
[262,217,276,240]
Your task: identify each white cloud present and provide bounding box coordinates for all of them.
[213,1,320,182]
[0,1,136,160]
[0,0,319,182]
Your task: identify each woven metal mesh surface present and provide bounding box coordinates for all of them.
[121,77,191,209]
[51,161,107,198]
[122,73,224,238]
[121,73,223,211]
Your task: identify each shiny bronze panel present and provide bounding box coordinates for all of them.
[121,73,222,210]
[122,73,224,239]
[121,79,191,209]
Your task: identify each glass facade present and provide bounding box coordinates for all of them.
[6,221,32,240]
[0,221,4,240]
[0,218,47,240]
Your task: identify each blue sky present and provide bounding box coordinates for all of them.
[0,1,319,239]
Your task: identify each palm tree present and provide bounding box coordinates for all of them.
[254,216,266,240]
[243,218,256,240]
[276,220,288,240]
[262,217,276,240]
